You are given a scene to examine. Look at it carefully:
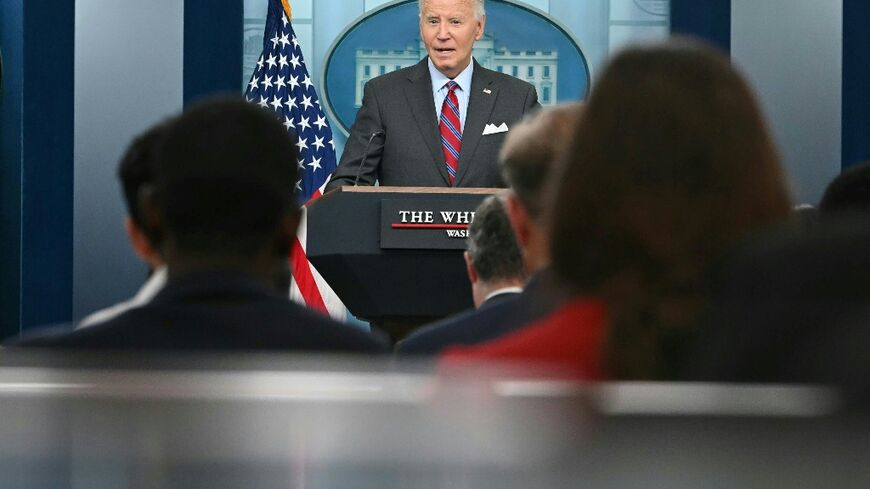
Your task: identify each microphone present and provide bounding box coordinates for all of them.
[353,131,385,187]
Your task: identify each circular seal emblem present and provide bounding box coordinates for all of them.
[321,0,591,137]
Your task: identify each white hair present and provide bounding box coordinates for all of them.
[419,0,486,20]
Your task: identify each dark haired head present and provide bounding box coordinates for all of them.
[148,97,299,260]
[499,103,583,220]
[466,195,525,283]
[819,162,870,216]
[548,38,791,378]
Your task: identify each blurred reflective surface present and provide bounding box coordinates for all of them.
[0,350,864,488]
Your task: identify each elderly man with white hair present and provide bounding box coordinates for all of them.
[326,0,540,190]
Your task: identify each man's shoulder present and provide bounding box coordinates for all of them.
[397,294,522,356]
[12,295,388,353]
[273,300,388,346]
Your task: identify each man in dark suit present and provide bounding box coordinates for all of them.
[11,98,387,353]
[396,104,581,356]
[462,195,526,307]
[325,0,540,190]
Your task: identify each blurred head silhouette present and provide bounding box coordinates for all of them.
[499,103,583,274]
[140,97,300,288]
[548,38,792,378]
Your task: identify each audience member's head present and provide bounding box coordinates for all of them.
[465,194,526,307]
[140,97,299,288]
[548,38,792,379]
[118,120,173,271]
[819,162,870,216]
[499,103,583,273]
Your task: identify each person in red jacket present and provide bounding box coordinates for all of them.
[442,38,792,380]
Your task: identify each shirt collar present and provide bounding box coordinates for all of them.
[428,57,475,93]
[483,286,523,303]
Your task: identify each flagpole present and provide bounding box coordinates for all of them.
[281,0,292,20]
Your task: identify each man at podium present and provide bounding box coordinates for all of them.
[325,0,540,190]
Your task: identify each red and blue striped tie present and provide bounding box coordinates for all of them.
[439,81,462,185]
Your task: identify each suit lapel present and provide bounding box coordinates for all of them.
[405,58,452,186]
[455,62,497,186]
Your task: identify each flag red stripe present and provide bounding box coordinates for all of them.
[307,189,322,203]
[290,237,328,313]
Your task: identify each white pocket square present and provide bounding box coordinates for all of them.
[482,122,509,135]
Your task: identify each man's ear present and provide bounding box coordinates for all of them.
[505,193,532,248]
[124,217,162,268]
[137,184,165,255]
[475,14,486,40]
[464,250,478,284]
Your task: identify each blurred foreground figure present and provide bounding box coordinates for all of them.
[443,38,792,379]
[687,216,870,395]
[398,104,582,356]
[686,137,870,392]
[12,98,387,353]
[819,161,870,216]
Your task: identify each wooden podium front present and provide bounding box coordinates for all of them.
[306,186,499,340]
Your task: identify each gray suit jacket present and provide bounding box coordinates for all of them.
[326,58,540,190]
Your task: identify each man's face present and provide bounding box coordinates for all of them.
[420,0,485,79]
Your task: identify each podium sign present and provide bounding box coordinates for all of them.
[380,199,480,250]
[307,187,498,323]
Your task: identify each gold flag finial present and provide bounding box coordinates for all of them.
[281,0,292,20]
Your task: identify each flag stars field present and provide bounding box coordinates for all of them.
[244,9,337,202]
[244,1,346,319]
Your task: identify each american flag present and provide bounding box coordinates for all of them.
[244,0,346,320]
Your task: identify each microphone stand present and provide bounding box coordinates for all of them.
[353,131,384,187]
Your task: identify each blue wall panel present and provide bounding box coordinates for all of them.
[184,0,244,105]
[842,0,870,169]
[670,0,731,53]
[19,1,75,330]
[0,0,74,336]
[0,0,24,338]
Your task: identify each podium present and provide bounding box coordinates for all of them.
[306,186,499,339]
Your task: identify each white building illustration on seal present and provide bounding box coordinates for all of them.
[354,34,558,108]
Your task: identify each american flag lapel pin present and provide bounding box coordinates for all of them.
[483,88,492,94]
